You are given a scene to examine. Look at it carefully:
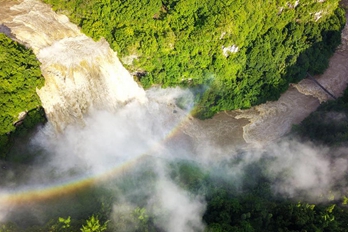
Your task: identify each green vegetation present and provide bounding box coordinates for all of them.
[43,0,345,118]
[4,86,348,231]
[171,160,348,232]
[0,33,46,158]
[80,215,108,232]
[1,156,348,231]
[294,88,348,146]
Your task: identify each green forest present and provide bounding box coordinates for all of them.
[294,87,348,146]
[0,33,46,158]
[2,119,348,232]
[43,0,346,118]
[3,95,348,232]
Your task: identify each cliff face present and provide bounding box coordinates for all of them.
[0,0,146,132]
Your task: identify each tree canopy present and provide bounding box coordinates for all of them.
[0,33,45,158]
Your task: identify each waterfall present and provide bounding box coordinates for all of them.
[0,0,146,131]
[1,0,348,145]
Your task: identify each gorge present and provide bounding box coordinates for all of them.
[1,0,348,231]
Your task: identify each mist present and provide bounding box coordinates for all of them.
[1,87,348,230]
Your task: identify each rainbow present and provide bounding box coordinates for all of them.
[0,105,195,207]
[0,154,146,206]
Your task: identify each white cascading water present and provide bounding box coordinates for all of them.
[0,0,146,132]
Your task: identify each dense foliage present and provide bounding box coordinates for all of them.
[0,33,45,158]
[43,0,345,118]
[2,156,348,231]
[3,90,348,231]
[180,161,348,232]
[294,88,348,146]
